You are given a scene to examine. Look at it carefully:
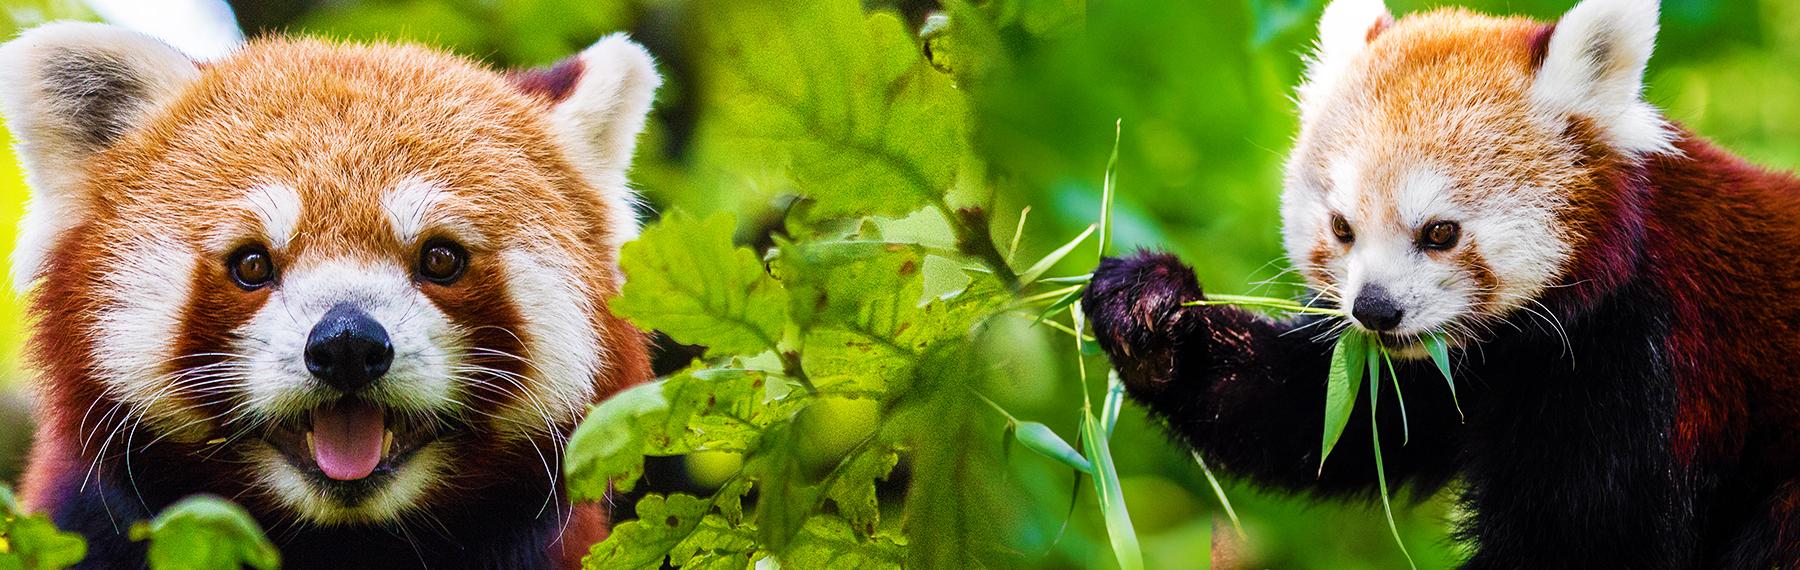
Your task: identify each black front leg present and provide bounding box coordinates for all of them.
[1457,283,1696,568]
[1083,252,1462,496]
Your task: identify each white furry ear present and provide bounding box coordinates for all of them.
[1298,0,1392,119]
[0,22,200,289]
[1531,0,1673,157]
[535,34,661,251]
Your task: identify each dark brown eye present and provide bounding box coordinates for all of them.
[1330,214,1355,243]
[1420,221,1461,250]
[419,240,468,284]
[228,246,276,289]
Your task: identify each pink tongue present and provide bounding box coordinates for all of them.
[311,402,384,481]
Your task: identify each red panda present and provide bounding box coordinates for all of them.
[1085,0,1800,566]
[0,22,656,568]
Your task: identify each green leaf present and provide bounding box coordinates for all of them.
[1192,451,1245,540]
[583,493,712,568]
[778,516,904,569]
[614,210,787,357]
[902,348,1011,568]
[1,514,87,570]
[130,495,278,570]
[824,446,901,536]
[1099,119,1121,257]
[565,381,671,499]
[662,369,780,452]
[750,423,820,551]
[1320,330,1368,472]
[1013,421,1092,474]
[1018,224,1094,284]
[669,514,760,569]
[567,368,781,500]
[1102,371,1126,438]
[706,1,964,219]
[1368,350,1417,569]
[1383,349,1409,445]
[0,483,87,570]
[1425,332,1463,419]
[774,240,925,334]
[801,328,914,393]
[716,479,755,525]
[1081,411,1143,570]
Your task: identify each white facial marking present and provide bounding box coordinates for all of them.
[1395,168,1455,227]
[381,177,452,246]
[246,183,303,249]
[1325,158,1363,215]
[494,247,600,433]
[92,234,203,430]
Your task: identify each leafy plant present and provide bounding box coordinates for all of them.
[130,496,280,570]
[1185,294,1461,567]
[560,1,1093,568]
[0,485,85,570]
[0,486,277,570]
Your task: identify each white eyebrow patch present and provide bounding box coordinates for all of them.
[1395,167,1455,226]
[246,183,302,249]
[381,177,454,245]
[1325,158,1362,214]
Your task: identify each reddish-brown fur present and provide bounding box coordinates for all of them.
[18,37,651,567]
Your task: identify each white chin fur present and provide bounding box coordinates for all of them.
[250,442,447,524]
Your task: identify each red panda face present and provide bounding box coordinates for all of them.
[0,26,657,523]
[1282,0,1670,356]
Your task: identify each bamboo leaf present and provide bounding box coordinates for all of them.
[1102,371,1125,438]
[1098,119,1121,257]
[1192,452,1245,540]
[1020,224,1096,285]
[1080,412,1143,570]
[1425,333,1463,420]
[1014,421,1093,474]
[1383,349,1409,445]
[1319,331,1367,472]
[1368,346,1416,569]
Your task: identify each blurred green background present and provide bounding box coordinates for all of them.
[0,0,1794,567]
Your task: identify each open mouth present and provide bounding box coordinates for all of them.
[265,400,440,483]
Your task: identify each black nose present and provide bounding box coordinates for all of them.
[305,303,394,392]
[1351,285,1405,332]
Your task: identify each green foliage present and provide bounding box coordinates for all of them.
[553,0,1112,565]
[0,486,85,570]
[4,0,1798,568]
[614,212,786,357]
[128,496,279,570]
[702,0,965,220]
[0,487,279,570]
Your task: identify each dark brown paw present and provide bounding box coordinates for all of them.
[1082,251,1206,392]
